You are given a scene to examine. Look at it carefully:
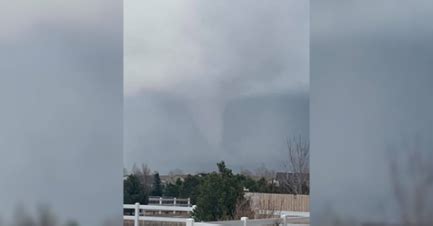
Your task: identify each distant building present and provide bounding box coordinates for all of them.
[159,174,188,185]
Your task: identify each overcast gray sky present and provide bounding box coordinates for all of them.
[0,1,122,225]
[124,0,309,174]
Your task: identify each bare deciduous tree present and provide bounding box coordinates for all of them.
[254,164,275,180]
[389,138,433,225]
[13,205,36,226]
[10,204,76,226]
[242,193,285,219]
[239,168,253,177]
[234,197,255,219]
[283,136,309,195]
[131,163,152,191]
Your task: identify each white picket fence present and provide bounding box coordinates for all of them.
[124,203,195,222]
[149,196,192,207]
[123,203,309,226]
[194,216,309,226]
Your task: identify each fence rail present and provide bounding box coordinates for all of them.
[257,211,309,218]
[124,204,194,212]
[148,196,192,207]
[124,203,309,226]
[196,216,309,226]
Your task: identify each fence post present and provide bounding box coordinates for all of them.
[189,205,196,214]
[186,218,194,226]
[241,217,248,226]
[281,214,288,226]
[134,202,140,226]
[187,198,191,207]
[159,197,163,214]
[173,197,177,214]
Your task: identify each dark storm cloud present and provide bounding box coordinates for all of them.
[311,0,433,224]
[125,0,308,97]
[0,1,122,225]
[124,0,309,173]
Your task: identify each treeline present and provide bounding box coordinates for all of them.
[123,162,281,204]
[163,170,277,203]
[123,165,162,205]
[124,161,287,221]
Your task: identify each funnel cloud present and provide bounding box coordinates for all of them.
[124,0,309,173]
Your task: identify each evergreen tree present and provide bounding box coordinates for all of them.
[192,161,244,221]
[124,174,148,204]
[163,182,180,197]
[256,177,269,192]
[236,174,259,192]
[179,175,201,204]
[151,172,163,196]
